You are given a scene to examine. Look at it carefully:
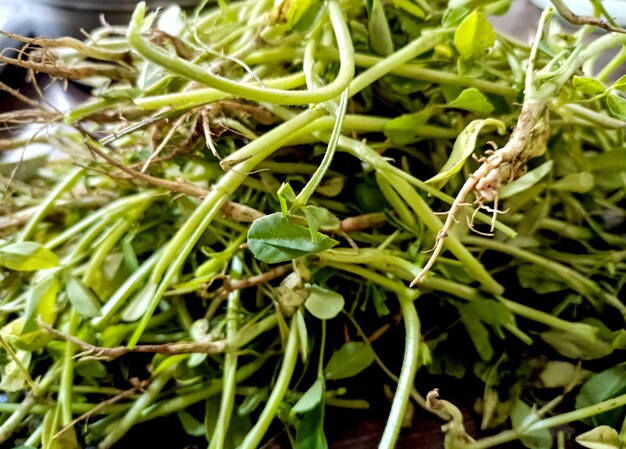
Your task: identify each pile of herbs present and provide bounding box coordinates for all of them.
[1,0,626,448]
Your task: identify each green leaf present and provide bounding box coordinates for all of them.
[22,275,58,334]
[448,88,494,113]
[75,360,108,379]
[500,161,553,199]
[442,7,470,27]
[458,299,515,361]
[278,182,297,216]
[304,285,344,320]
[576,363,626,427]
[177,410,206,437]
[292,378,324,414]
[238,387,268,416]
[552,172,594,193]
[573,76,606,96]
[383,109,434,144]
[576,426,621,449]
[510,400,552,449]
[540,328,613,360]
[365,0,393,56]
[611,74,626,91]
[303,206,340,240]
[65,275,101,318]
[295,398,327,449]
[248,213,338,264]
[606,93,626,119]
[538,361,591,389]
[391,0,425,19]
[42,409,79,449]
[427,118,506,186]
[285,0,321,29]
[122,282,157,322]
[454,10,496,60]
[0,242,59,271]
[324,342,375,380]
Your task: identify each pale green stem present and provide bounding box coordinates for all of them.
[208,257,243,449]
[20,167,84,242]
[237,321,299,449]
[127,1,354,105]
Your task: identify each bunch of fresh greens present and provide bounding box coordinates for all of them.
[1,0,626,448]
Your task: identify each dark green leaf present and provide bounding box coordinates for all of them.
[295,400,327,449]
[325,342,375,380]
[576,363,626,427]
[76,360,108,379]
[454,10,496,59]
[292,378,324,414]
[0,242,59,271]
[248,213,338,264]
[65,275,101,318]
[304,285,344,320]
[278,182,297,216]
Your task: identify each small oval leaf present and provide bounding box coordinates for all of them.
[304,285,345,320]
[248,213,338,264]
[324,341,375,380]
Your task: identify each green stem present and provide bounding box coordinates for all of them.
[0,364,60,444]
[463,392,626,449]
[91,249,162,329]
[127,1,354,105]
[139,357,267,421]
[238,320,299,449]
[20,167,84,242]
[59,310,80,425]
[208,257,243,449]
[378,291,421,449]
[294,88,349,207]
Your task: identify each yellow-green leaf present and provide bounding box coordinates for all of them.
[454,10,495,60]
[0,242,59,271]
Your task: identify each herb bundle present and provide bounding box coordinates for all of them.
[1,1,626,449]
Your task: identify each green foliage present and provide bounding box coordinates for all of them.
[324,342,375,380]
[304,285,344,320]
[576,364,626,427]
[454,10,496,60]
[247,213,338,263]
[0,242,58,271]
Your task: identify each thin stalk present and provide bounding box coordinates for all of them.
[238,320,299,449]
[463,392,626,449]
[127,1,355,105]
[59,310,80,425]
[19,167,84,242]
[379,291,421,449]
[208,257,243,449]
[294,88,349,207]
[597,45,626,82]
